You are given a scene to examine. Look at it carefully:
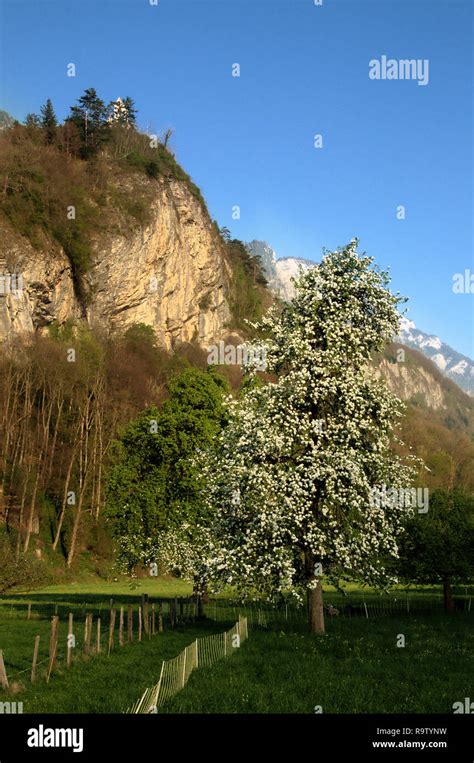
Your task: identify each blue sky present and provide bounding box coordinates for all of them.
[0,0,472,356]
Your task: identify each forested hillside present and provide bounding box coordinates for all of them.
[0,94,472,590]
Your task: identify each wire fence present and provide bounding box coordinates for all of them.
[0,596,200,689]
[126,616,248,714]
[204,590,473,625]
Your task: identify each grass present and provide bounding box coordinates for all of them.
[0,576,194,708]
[0,576,215,713]
[162,612,474,714]
[0,618,227,713]
[0,580,472,714]
[16,575,193,598]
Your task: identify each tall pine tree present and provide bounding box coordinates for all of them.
[40,99,57,143]
[69,88,109,157]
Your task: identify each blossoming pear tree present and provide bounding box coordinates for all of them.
[201,239,420,634]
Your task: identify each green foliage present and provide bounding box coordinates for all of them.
[0,136,100,291]
[0,585,471,713]
[0,88,211,290]
[121,136,205,203]
[108,186,152,227]
[397,489,474,588]
[47,319,76,343]
[225,238,271,332]
[0,532,50,593]
[123,323,157,348]
[40,98,57,144]
[105,368,228,572]
[68,88,110,158]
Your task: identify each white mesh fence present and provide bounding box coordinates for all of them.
[126,616,248,714]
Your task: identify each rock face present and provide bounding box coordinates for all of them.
[274,257,313,301]
[246,240,314,301]
[0,178,232,349]
[0,221,79,339]
[248,241,474,397]
[375,356,446,410]
[397,317,474,397]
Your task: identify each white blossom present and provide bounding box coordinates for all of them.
[198,240,423,599]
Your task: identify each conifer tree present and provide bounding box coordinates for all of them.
[40,98,57,143]
[69,88,109,157]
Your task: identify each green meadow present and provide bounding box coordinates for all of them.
[0,578,471,714]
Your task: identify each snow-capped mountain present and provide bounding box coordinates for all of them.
[275,257,314,301]
[245,240,281,293]
[397,318,474,396]
[247,240,474,397]
[245,240,314,301]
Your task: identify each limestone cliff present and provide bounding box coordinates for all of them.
[0,221,79,338]
[0,176,232,349]
[375,356,446,410]
[374,344,474,441]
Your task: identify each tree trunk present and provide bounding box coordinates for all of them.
[193,577,207,618]
[443,579,455,613]
[52,446,76,551]
[308,578,325,634]
[66,482,87,568]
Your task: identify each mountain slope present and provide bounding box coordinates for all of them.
[398,317,474,396]
[249,239,473,397]
[0,125,248,348]
[275,257,314,300]
[0,176,231,349]
[245,240,313,300]
[375,343,474,491]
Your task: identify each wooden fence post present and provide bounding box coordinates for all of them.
[142,595,149,636]
[84,614,92,654]
[83,614,88,654]
[0,649,9,689]
[119,607,124,646]
[27,602,32,620]
[138,606,142,642]
[96,618,101,654]
[127,606,133,642]
[67,613,73,667]
[31,636,40,683]
[47,616,59,682]
[152,604,156,635]
[108,609,116,656]
[158,603,163,633]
